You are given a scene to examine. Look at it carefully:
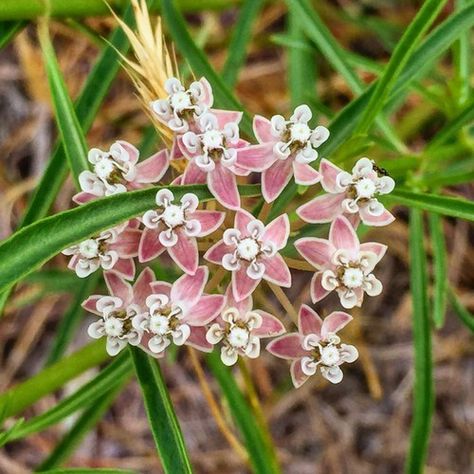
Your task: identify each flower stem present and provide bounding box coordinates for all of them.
[205,266,226,293]
[283,256,315,271]
[266,281,298,323]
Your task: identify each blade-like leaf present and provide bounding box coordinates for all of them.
[406,209,434,473]
[0,20,24,48]
[129,347,192,473]
[428,213,448,329]
[38,470,137,474]
[161,0,253,137]
[449,289,474,332]
[38,22,89,186]
[0,184,260,292]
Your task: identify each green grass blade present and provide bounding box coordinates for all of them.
[39,22,89,186]
[428,213,448,329]
[221,0,264,88]
[0,340,108,418]
[4,352,132,441]
[452,0,471,107]
[0,184,260,292]
[36,381,127,471]
[0,20,25,48]
[385,188,474,221]
[161,0,253,137]
[355,0,446,135]
[129,347,192,473]
[206,351,281,474]
[38,469,137,474]
[449,289,474,332]
[405,209,434,474]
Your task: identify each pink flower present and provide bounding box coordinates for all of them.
[139,189,225,274]
[133,266,225,356]
[62,220,141,280]
[297,158,395,227]
[83,268,155,355]
[267,305,358,387]
[73,141,169,204]
[205,209,291,301]
[177,111,248,210]
[295,216,386,309]
[237,104,329,202]
[206,286,285,366]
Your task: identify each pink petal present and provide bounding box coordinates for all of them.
[200,78,214,107]
[170,137,184,160]
[182,159,207,185]
[296,193,345,224]
[266,333,306,359]
[204,240,232,265]
[224,284,252,316]
[310,271,331,303]
[73,192,96,205]
[320,158,343,193]
[127,219,140,229]
[254,311,285,337]
[235,209,255,235]
[359,242,387,263]
[112,258,135,280]
[186,326,214,352]
[232,265,260,302]
[207,162,240,210]
[149,281,171,297]
[345,213,361,228]
[186,294,225,326]
[82,295,103,315]
[236,143,276,171]
[253,115,275,143]
[293,162,321,185]
[321,311,352,339]
[138,228,165,263]
[135,149,169,183]
[262,214,290,250]
[329,216,360,255]
[262,159,293,203]
[117,140,139,164]
[171,266,207,308]
[298,304,323,337]
[167,229,199,275]
[294,237,333,269]
[291,359,309,388]
[132,267,155,306]
[109,229,141,258]
[262,254,291,287]
[188,210,225,237]
[212,109,242,128]
[104,271,133,304]
[359,207,395,226]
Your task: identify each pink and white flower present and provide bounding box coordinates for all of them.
[267,305,358,387]
[205,209,291,301]
[62,220,141,280]
[74,141,169,204]
[237,104,329,202]
[297,158,395,227]
[83,268,155,356]
[151,77,213,133]
[139,189,225,274]
[177,112,247,210]
[133,266,225,356]
[206,286,285,366]
[295,216,386,309]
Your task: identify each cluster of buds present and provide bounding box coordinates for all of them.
[64,77,395,388]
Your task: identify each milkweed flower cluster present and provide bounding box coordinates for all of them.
[63,77,395,388]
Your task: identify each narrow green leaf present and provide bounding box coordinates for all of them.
[39,22,89,186]
[0,20,25,48]
[384,188,474,221]
[0,184,259,292]
[37,470,137,474]
[206,351,281,474]
[428,213,448,329]
[355,0,447,134]
[406,209,434,474]
[161,0,253,137]
[0,340,108,418]
[36,381,127,471]
[221,0,264,88]
[4,352,132,441]
[449,289,474,332]
[129,348,192,473]
[452,0,471,107]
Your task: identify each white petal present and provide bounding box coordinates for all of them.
[96,296,122,315]
[290,104,312,124]
[378,176,395,194]
[320,365,343,384]
[184,219,201,237]
[363,274,383,296]
[247,219,265,238]
[159,229,178,247]
[172,324,191,345]
[367,199,384,216]
[195,154,215,172]
[310,126,330,147]
[100,251,119,270]
[247,261,265,280]
[148,335,170,354]
[339,344,359,363]
[181,131,200,153]
[342,198,359,214]
[302,333,320,351]
[245,336,261,358]
[321,270,338,291]
[87,320,105,339]
[206,324,224,344]
[75,259,99,278]
[336,171,352,189]
[223,228,240,246]
[295,145,317,164]
[106,337,127,356]
[273,142,291,160]
[181,192,199,213]
[270,115,286,135]
[142,210,160,229]
[301,356,318,376]
[221,346,239,366]
[156,189,174,207]
[353,157,373,177]
[222,253,240,271]
[246,311,262,330]
[338,289,358,309]
[146,294,169,309]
